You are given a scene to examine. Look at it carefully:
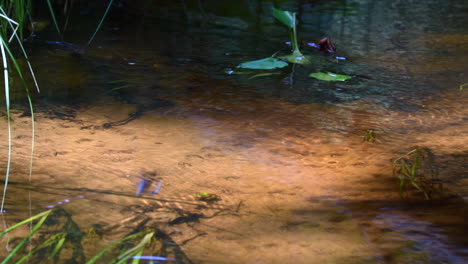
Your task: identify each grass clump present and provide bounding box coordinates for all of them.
[1,209,167,263]
[392,146,442,200]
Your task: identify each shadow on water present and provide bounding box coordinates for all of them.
[1,0,468,263]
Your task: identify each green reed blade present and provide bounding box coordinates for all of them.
[86,0,114,48]
[0,210,52,237]
[0,35,12,214]
[399,176,406,198]
[1,210,51,264]
[16,232,66,263]
[46,0,62,38]
[0,32,38,180]
[131,249,144,264]
[86,232,144,264]
[50,235,66,259]
[117,232,154,261]
[0,6,40,92]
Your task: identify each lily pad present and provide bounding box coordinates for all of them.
[309,72,352,81]
[238,57,288,70]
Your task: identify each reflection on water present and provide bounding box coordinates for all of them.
[1,0,467,263]
[371,212,466,263]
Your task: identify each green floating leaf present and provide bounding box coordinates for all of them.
[272,8,295,29]
[238,57,288,70]
[309,72,352,82]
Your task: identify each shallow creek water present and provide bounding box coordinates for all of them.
[1,0,467,263]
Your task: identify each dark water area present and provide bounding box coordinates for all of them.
[1,0,467,263]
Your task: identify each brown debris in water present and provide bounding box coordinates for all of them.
[317,37,336,53]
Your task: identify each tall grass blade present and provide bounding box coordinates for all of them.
[131,250,144,264]
[0,210,52,264]
[16,232,66,263]
[86,232,144,264]
[117,231,154,263]
[86,0,114,48]
[0,35,12,214]
[49,234,66,259]
[0,30,38,181]
[0,13,20,43]
[0,210,52,237]
[46,0,62,39]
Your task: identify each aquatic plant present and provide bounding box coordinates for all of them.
[272,8,308,64]
[392,147,441,200]
[194,192,220,202]
[0,210,52,263]
[238,57,288,70]
[238,8,308,70]
[45,0,115,48]
[88,230,157,264]
[309,72,352,82]
[235,8,352,83]
[0,209,171,263]
[459,82,467,91]
[0,0,115,214]
[0,1,40,213]
[362,129,376,143]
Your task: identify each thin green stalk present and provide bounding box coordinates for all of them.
[85,0,115,48]
[0,35,12,214]
[117,231,154,262]
[62,0,75,33]
[290,13,298,52]
[131,250,144,264]
[46,0,62,39]
[13,0,27,39]
[0,6,40,92]
[1,210,51,264]
[49,234,66,259]
[0,33,37,180]
[16,232,66,263]
[86,232,144,264]
[0,210,52,237]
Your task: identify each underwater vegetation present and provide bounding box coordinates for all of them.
[392,147,442,200]
[235,7,352,82]
[0,208,181,263]
[362,129,376,143]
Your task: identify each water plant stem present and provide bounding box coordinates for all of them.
[85,0,114,48]
[0,35,12,214]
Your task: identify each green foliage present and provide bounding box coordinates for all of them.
[362,129,376,143]
[1,211,160,263]
[272,8,307,64]
[272,8,295,29]
[115,231,154,264]
[0,3,39,214]
[46,0,62,38]
[86,0,115,48]
[459,82,467,91]
[194,192,220,202]
[16,232,67,263]
[392,147,441,200]
[238,57,288,69]
[0,0,31,39]
[278,49,309,64]
[237,8,309,70]
[0,210,52,264]
[46,0,115,47]
[309,72,352,81]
